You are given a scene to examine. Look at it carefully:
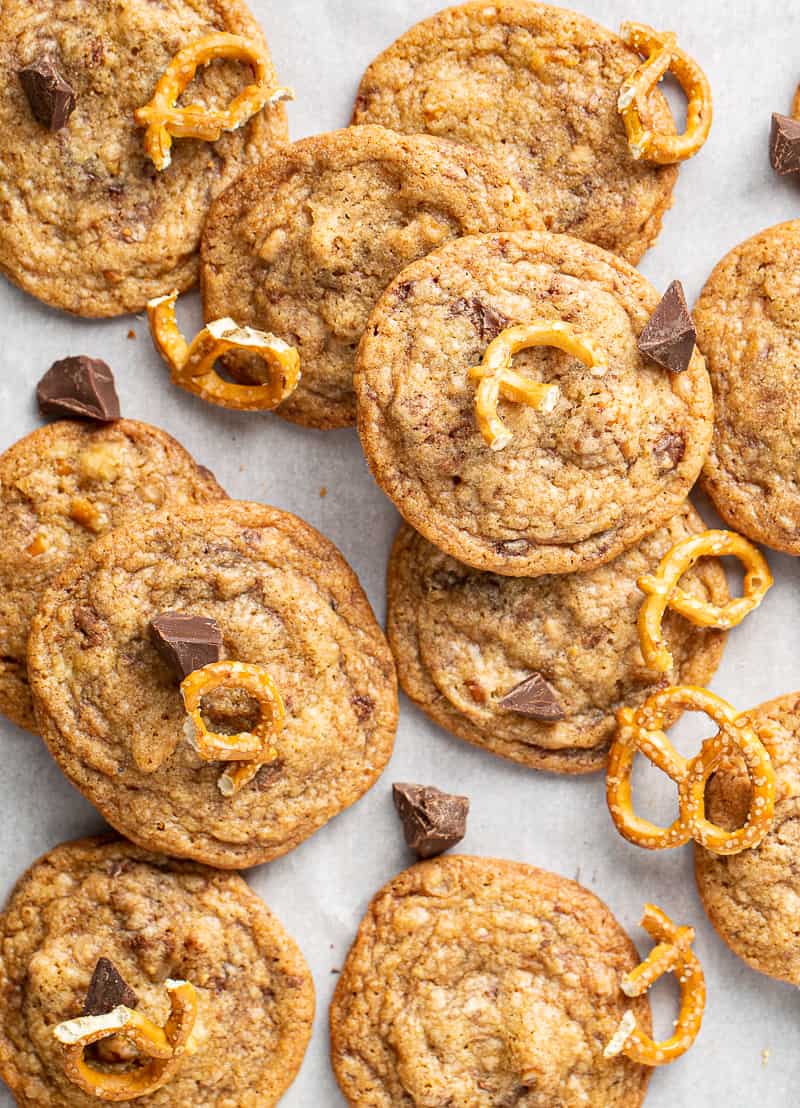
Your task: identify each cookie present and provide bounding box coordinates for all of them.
[0,836,314,1106]
[28,500,398,868]
[695,221,800,553]
[0,0,288,317]
[355,230,713,577]
[351,1,679,264]
[201,124,542,428]
[695,691,800,985]
[388,503,728,774]
[0,419,225,734]
[330,854,651,1106]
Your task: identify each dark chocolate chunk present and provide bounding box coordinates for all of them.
[652,430,686,470]
[497,673,565,721]
[18,58,76,132]
[638,281,696,374]
[452,296,511,342]
[82,958,138,1016]
[37,356,120,422]
[149,612,222,680]
[393,783,469,859]
[770,113,800,175]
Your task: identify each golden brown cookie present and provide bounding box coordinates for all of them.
[330,854,651,1106]
[201,124,541,428]
[695,221,800,553]
[0,419,225,734]
[0,836,314,1106]
[28,500,398,869]
[351,1,679,264]
[355,230,713,577]
[388,504,728,774]
[695,691,800,985]
[0,0,288,316]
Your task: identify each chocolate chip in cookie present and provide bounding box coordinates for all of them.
[392,783,469,859]
[498,673,565,721]
[149,612,223,680]
[82,958,138,1016]
[37,357,120,422]
[18,58,76,132]
[638,281,696,374]
[770,114,800,175]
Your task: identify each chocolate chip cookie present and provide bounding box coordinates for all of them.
[0,0,288,316]
[388,503,728,773]
[28,501,398,868]
[0,836,314,1106]
[695,691,800,985]
[356,230,713,577]
[695,221,800,553]
[0,419,224,734]
[352,1,679,264]
[201,124,541,428]
[330,854,651,1106]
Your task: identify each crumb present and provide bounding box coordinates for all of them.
[761,1048,770,1066]
[127,329,136,340]
[330,968,340,975]
[319,486,328,498]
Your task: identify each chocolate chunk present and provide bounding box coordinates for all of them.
[638,281,696,374]
[18,58,76,132]
[770,113,800,175]
[393,783,469,859]
[498,673,565,721]
[37,356,120,422]
[82,958,138,1016]
[452,296,511,342]
[150,612,222,680]
[653,430,686,470]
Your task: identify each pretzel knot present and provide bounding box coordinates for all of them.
[607,686,776,856]
[53,979,198,1101]
[638,529,773,674]
[147,291,300,411]
[134,32,294,171]
[181,660,285,797]
[467,321,606,451]
[605,905,705,1066]
[618,22,712,164]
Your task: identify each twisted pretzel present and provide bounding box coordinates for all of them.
[605,905,705,1066]
[638,530,773,674]
[468,321,606,451]
[54,979,198,1101]
[181,660,284,797]
[607,686,776,855]
[148,291,300,411]
[618,22,712,164]
[134,32,294,171]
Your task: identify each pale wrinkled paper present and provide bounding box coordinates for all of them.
[1,2,798,1104]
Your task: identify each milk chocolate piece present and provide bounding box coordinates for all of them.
[392,783,469,859]
[770,113,800,175]
[150,612,222,680]
[638,281,696,374]
[82,958,138,1016]
[18,58,76,131]
[37,356,120,422]
[498,672,565,721]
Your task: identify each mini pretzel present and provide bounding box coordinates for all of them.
[605,905,705,1066]
[607,685,776,855]
[148,291,300,411]
[638,529,773,674]
[468,321,606,451]
[134,32,294,171]
[54,979,198,1101]
[618,22,712,164]
[180,660,284,797]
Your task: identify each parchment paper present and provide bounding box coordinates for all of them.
[1,1,798,1104]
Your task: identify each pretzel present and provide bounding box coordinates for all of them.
[134,32,294,171]
[147,291,300,411]
[605,905,705,1066]
[618,22,712,164]
[180,660,284,797]
[467,321,606,451]
[54,979,198,1101]
[638,529,773,674]
[607,686,776,855]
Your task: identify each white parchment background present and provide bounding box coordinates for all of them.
[1,1,799,1104]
